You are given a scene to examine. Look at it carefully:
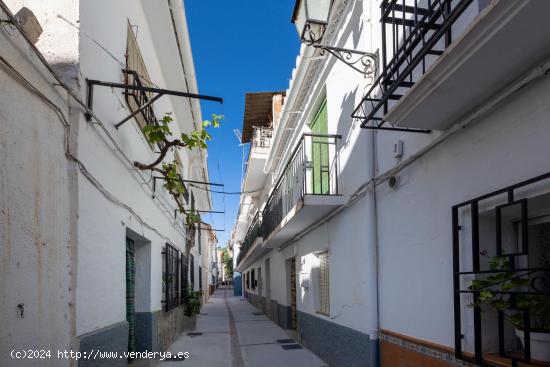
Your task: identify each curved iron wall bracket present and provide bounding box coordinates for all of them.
[302,23,327,46]
[314,45,379,76]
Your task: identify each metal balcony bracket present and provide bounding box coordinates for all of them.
[84,78,223,125]
[361,122,432,134]
[352,101,432,134]
[314,45,379,76]
[115,93,164,129]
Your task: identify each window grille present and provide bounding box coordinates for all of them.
[124,22,157,131]
[318,252,330,315]
[252,127,273,148]
[453,172,550,366]
[190,254,195,290]
[198,222,202,254]
[180,254,189,305]
[162,243,180,312]
[175,155,189,204]
[199,266,203,292]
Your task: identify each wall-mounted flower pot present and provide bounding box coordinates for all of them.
[515,329,550,362]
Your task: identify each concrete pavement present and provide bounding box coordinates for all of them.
[159,287,327,367]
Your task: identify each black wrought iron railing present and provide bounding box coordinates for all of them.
[237,213,263,266]
[162,243,180,312]
[237,133,340,267]
[180,253,189,305]
[252,127,273,149]
[453,172,550,366]
[352,0,477,132]
[261,133,340,241]
[123,69,159,128]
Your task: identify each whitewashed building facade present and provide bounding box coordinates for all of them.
[231,1,550,366]
[0,1,219,366]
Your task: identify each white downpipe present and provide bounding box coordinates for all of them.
[365,128,380,345]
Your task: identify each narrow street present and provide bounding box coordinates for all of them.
[159,287,327,367]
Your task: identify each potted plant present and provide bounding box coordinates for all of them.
[183,285,202,330]
[469,254,550,362]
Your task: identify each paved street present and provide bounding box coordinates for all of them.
[159,287,327,367]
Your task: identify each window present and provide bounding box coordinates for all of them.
[180,254,189,304]
[318,252,330,315]
[189,254,195,290]
[246,271,250,289]
[251,268,256,289]
[126,238,136,353]
[309,101,330,195]
[124,22,157,131]
[162,243,180,312]
[175,155,189,203]
[453,172,550,365]
[199,266,203,292]
[198,222,202,254]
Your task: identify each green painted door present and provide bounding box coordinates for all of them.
[126,238,136,355]
[310,101,329,194]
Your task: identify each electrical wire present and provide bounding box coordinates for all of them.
[0,7,191,245]
[189,184,266,195]
[0,54,183,245]
[59,7,218,215]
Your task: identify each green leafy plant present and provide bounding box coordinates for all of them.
[134,113,222,253]
[468,254,550,332]
[222,248,233,279]
[183,285,202,317]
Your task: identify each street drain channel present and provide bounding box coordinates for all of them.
[276,339,296,344]
[252,312,264,315]
[187,332,203,337]
[281,344,303,350]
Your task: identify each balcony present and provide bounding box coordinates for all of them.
[242,127,273,192]
[261,133,344,248]
[353,0,550,131]
[252,126,273,150]
[236,133,344,270]
[236,213,265,270]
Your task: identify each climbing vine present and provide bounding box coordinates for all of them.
[134,113,222,254]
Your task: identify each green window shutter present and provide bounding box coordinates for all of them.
[126,238,136,354]
[309,101,329,194]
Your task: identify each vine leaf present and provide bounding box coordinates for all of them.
[134,112,223,253]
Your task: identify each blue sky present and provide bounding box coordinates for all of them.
[185,1,300,247]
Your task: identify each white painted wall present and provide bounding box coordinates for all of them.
[1,0,212,360]
[234,0,550,357]
[0,4,76,366]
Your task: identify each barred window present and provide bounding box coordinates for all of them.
[199,266,203,292]
[162,244,180,312]
[190,254,195,290]
[318,252,330,315]
[180,253,189,305]
[125,22,157,132]
[198,222,202,254]
[175,155,189,204]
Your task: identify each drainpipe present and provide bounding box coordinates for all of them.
[366,127,381,366]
